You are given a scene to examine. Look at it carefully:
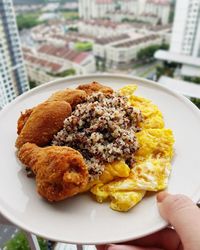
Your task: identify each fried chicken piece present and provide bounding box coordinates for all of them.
[77,81,113,95]
[18,143,89,201]
[15,101,71,149]
[47,89,87,109]
[17,108,33,135]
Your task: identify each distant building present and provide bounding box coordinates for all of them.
[78,20,121,38]
[143,0,171,25]
[79,0,171,25]
[23,45,96,85]
[94,34,162,68]
[155,0,200,77]
[170,0,200,57]
[0,0,29,107]
[79,0,115,20]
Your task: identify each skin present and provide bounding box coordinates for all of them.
[97,192,200,250]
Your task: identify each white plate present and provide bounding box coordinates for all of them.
[0,74,200,245]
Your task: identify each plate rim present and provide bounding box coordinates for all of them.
[1,73,200,244]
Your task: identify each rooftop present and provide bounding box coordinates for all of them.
[37,44,90,64]
[95,34,130,45]
[24,53,62,72]
[147,0,170,5]
[83,19,118,29]
[159,76,200,99]
[113,34,160,48]
[155,50,200,67]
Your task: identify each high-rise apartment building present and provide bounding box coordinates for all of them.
[0,0,29,107]
[170,0,200,57]
[79,0,139,20]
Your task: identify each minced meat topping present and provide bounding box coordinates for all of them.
[52,92,143,180]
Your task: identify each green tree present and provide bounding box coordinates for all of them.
[17,13,42,31]
[190,98,200,109]
[4,232,48,250]
[4,232,30,250]
[184,76,200,84]
[29,79,37,89]
[137,43,169,62]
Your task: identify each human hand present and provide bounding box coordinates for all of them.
[97,192,200,250]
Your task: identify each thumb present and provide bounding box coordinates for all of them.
[157,192,200,250]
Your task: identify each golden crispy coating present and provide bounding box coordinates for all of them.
[47,89,87,109]
[17,108,33,135]
[15,101,71,149]
[77,81,113,95]
[18,143,89,201]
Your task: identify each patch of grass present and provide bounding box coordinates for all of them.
[48,68,76,77]
[74,41,93,52]
[60,11,79,20]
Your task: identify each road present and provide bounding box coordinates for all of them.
[130,61,161,78]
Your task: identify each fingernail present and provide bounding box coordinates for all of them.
[157,191,170,203]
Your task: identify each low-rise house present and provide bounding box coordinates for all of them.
[107,34,161,68]
[23,44,96,85]
[93,34,131,59]
[78,20,121,38]
[24,53,64,85]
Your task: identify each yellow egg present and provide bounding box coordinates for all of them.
[109,190,146,212]
[119,84,138,97]
[88,85,175,212]
[136,129,174,160]
[91,184,109,203]
[104,157,171,192]
[100,160,130,184]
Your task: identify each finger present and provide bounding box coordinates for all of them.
[157,192,200,250]
[96,245,108,250]
[107,245,161,250]
[130,228,180,250]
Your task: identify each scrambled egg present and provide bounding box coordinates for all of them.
[90,85,174,212]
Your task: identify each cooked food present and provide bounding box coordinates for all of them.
[77,81,113,95]
[15,101,72,149]
[53,92,142,180]
[18,143,88,201]
[16,82,174,212]
[17,108,33,135]
[47,89,87,109]
[136,128,174,160]
[90,85,174,211]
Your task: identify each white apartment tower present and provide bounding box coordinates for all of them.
[0,0,29,107]
[79,0,138,19]
[170,0,200,57]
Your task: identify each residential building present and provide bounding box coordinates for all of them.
[170,0,200,57]
[143,0,171,25]
[93,34,131,59]
[106,34,161,68]
[79,0,171,25]
[23,45,96,85]
[78,20,121,38]
[155,0,200,77]
[79,0,115,20]
[23,47,65,85]
[94,33,161,68]
[0,0,29,107]
[79,0,140,20]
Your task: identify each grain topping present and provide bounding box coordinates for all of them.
[53,92,142,180]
